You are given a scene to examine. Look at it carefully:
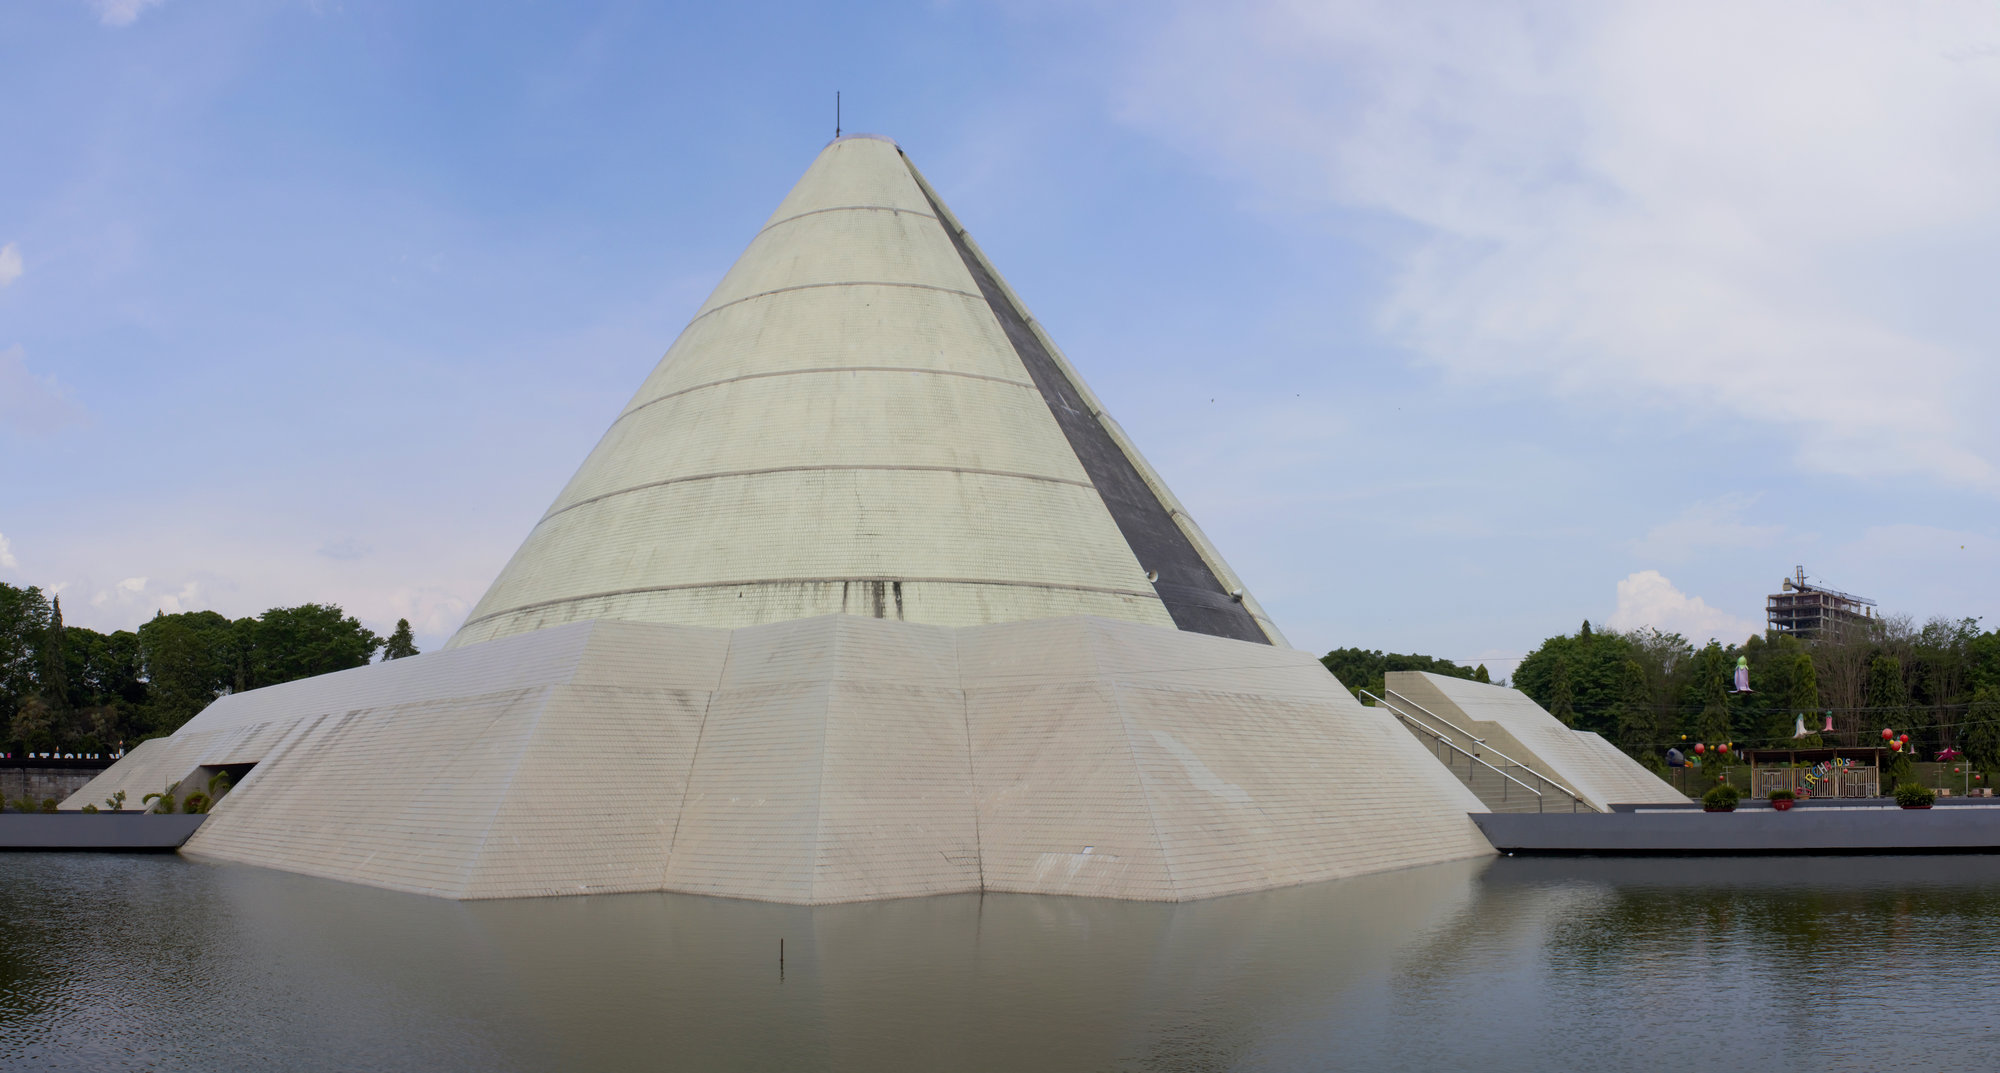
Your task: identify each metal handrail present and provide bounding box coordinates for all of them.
[1360,689,1547,806]
[1381,689,1583,796]
[1381,689,1488,748]
[1366,688,1592,813]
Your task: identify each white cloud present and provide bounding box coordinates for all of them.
[373,586,473,640]
[87,575,205,619]
[1607,569,1762,642]
[0,533,17,571]
[316,538,373,561]
[1633,494,1784,561]
[86,0,165,27]
[0,345,87,435]
[0,244,20,288]
[1114,0,2000,487]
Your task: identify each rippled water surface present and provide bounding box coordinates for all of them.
[4,853,1997,1071]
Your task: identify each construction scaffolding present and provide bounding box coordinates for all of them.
[1766,566,1876,640]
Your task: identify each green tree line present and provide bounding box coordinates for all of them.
[1,581,419,755]
[1508,617,2000,772]
[1319,648,1490,701]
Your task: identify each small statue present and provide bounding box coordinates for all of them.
[1732,656,1752,693]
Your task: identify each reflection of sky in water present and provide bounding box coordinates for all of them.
[4,854,1998,1071]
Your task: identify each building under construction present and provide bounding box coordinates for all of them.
[1767,566,1876,639]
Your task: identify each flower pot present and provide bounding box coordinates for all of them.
[1703,806,1735,813]
[1772,799,1794,811]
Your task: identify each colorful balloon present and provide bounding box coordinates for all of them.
[1694,743,1706,755]
[1883,728,1894,740]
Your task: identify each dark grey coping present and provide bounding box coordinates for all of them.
[0,813,206,851]
[1481,854,2000,890]
[1473,808,2000,856]
[910,161,1269,645]
[1607,798,1996,811]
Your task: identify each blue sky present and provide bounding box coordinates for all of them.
[3,0,1996,674]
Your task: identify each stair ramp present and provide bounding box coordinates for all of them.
[1361,688,1594,814]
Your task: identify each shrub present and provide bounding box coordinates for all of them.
[143,789,177,815]
[1768,788,1796,803]
[180,792,211,815]
[81,803,99,813]
[38,799,56,813]
[1895,782,1937,808]
[1702,784,1741,811]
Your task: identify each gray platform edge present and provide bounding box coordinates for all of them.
[1474,809,2000,855]
[0,813,207,851]
[1608,799,2000,811]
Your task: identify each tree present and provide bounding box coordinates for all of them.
[1884,748,1917,793]
[1318,648,1478,701]
[1474,664,1490,684]
[1695,643,1731,744]
[241,604,383,688]
[1866,654,1909,732]
[1548,658,1575,726]
[383,619,419,660]
[1610,658,1653,754]
[137,611,240,734]
[1790,651,1819,714]
[0,583,52,718]
[1971,629,2000,694]
[1965,686,2000,773]
[41,596,69,709]
[9,695,54,751]
[1514,626,1641,735]
[73,628,146,708]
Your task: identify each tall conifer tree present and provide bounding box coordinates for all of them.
[383,619,419,660]
[42,596,70,709]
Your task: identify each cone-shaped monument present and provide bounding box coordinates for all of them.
[453,134,1282,650]
[70,137,1493,902]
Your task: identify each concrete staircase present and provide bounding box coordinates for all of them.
[1362,688,1593,814]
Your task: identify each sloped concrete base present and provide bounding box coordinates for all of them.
[68,616,1490,902]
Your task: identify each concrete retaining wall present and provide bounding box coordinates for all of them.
[2,764,111,808]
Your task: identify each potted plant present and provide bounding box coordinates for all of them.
[1702,784,1741,812]
[1895,782,1936,810]
[1768,788,1796,811]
